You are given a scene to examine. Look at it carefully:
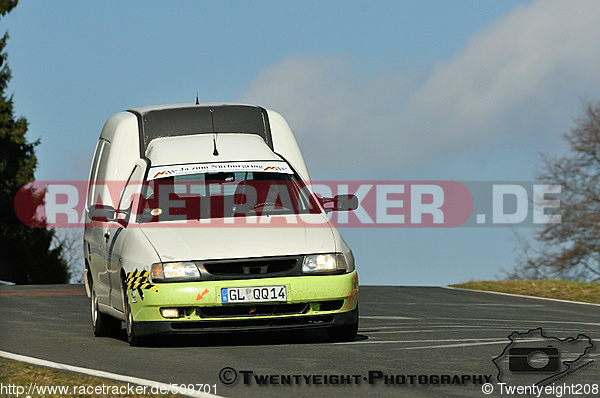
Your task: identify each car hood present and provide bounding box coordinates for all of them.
[137,214,336,262]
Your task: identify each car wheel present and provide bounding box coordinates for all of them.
[327,307,358,342]
[90,280,122,337]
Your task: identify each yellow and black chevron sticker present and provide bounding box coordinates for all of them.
[125,269,158,300]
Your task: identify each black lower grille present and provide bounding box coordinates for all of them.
[319,300,344,311]
[170,315,335,330]
[198,303,309,318]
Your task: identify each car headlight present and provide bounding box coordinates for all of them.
[151,261,200,281]
[302,253,352,273]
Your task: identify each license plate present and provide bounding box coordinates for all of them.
[221,286,287,303]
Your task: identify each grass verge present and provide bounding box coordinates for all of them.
[0,357,181,397]
[449,280,600,304]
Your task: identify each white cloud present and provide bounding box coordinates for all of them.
[240,0,600,173]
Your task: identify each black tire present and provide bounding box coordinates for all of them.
[90,281,122,337]
[124,290,145,346]
[327,307,359,342]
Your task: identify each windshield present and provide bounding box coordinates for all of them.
[137,169,321,223]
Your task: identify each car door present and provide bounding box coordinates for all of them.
[84,139,103,276]
[86,139,113,305]
[107,163,145,311]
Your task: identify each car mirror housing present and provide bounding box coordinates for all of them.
[333,194,359,211]
[320,194,359,212]
[89,205,117,222]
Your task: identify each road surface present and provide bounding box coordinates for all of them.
[0,285,598,397]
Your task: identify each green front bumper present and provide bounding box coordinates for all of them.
[128,271,358,334]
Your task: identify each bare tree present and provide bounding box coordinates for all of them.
[508,101,600,282]
[52,229,84,283]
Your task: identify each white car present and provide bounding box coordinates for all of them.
[83,103,359,345]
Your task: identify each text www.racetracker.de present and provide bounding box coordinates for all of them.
[0,382,217,396]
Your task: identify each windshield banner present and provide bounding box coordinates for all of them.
[148,162,294,180]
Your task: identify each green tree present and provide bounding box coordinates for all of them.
[0,0,69,284]
[510,101,600,282]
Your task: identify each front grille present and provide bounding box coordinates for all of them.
[199,256,301,279]
[198,303,309,318]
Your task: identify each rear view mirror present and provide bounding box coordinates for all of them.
[333,194,359,211]
[205,172,235,183]
[320,194,359,212]
[89,205,116,222]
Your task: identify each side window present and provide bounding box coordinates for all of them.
[86,140,104,209]
[89,141,112,207]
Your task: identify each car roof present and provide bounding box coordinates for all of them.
[129,102,254,113]
[127,103,273,155]
[145,133,282,166]
[98,102,311,181]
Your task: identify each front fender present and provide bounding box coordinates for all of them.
[111,225,161,311]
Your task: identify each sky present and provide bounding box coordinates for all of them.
[4,0,600,285]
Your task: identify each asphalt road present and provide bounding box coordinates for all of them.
[0,285,598,398]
